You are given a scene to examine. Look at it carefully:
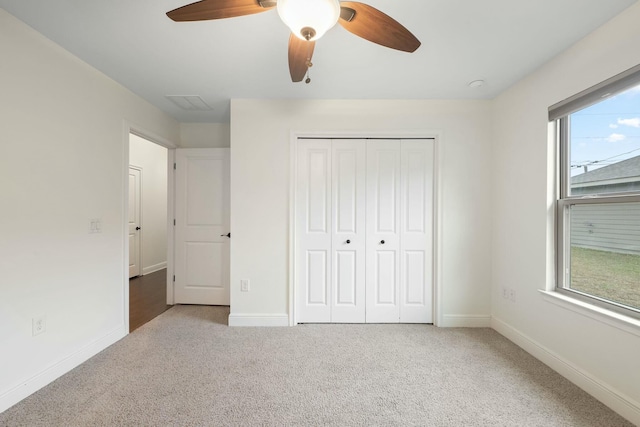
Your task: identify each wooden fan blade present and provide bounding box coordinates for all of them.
[338,2,421,53]
[167,0,275,22]
[288,34,315,82]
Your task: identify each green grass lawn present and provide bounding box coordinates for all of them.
[570,246,640,310]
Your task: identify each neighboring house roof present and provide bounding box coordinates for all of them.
[572,154,640,186]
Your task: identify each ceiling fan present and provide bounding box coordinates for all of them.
[166,0,421,83]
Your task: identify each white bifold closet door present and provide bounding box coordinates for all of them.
[365,140,434,323]
[296,138,433,324]
[296,139,366,323]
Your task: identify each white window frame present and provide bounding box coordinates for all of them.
[551,64,640,320]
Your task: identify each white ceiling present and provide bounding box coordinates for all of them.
[1,0,636,123]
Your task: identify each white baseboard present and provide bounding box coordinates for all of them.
[492,316,640,426]
[228,313,289,327]
[142,261,167,276]
[0,324,126,414]
[439,314,492,327]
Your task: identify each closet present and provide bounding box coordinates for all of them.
[295,138,434,323]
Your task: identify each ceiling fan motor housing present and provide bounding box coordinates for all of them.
[300,26,316,40]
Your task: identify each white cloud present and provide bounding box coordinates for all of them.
[607,133,626,142]
[617,117,640,128]
[609,124,619,129]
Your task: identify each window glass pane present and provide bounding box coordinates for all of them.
[569,83,640,196]
[568,202,640,311]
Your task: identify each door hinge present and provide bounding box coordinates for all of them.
[173,162,176,170]
[173,275,175,282]
[173,219,176,226]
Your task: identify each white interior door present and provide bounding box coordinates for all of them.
[128,167,141,278]
[174,148,230,305]
[296,140,333,322]
[365,140,402,323]
[331,140,366,322]
[400,140,434,323]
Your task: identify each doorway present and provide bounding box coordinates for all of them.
[128,132,171,331]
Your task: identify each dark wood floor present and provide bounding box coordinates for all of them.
[129,269,171,332]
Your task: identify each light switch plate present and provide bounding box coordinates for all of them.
[89,218,102,234]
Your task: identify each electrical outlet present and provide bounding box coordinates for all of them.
[502,287,509,299]
[240,279,250,292]
[508,289,517,303]
[32,316,46,336]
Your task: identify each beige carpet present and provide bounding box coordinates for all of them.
[0,305,633,426]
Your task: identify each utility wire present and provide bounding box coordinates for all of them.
[571,146,640,168]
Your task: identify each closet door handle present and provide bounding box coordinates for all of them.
[380,240,385,244]
[346,240,351,244]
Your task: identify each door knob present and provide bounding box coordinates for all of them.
[380,240,385,244]
[221,232,231,238]
[136,227,141,230]
[346,240,351,244]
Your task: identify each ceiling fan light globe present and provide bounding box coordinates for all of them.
[277,0,341,41]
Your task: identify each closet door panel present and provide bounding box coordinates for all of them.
[400,140,434,323]
[366,140,401,323]
[306,250,329,305]
[296,140,332,323]
[375,250,397,304]
[332,140,366,323]
[335,250,356,304]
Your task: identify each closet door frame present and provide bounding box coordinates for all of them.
[289,131,442,326]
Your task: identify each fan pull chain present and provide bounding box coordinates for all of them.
[305,57,313,84]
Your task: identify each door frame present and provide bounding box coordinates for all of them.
[122,121,177,333]
[288,130,443,326]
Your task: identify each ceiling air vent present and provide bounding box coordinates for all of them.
[165,95,213,111]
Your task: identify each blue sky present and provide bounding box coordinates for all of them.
[570,83,640,176]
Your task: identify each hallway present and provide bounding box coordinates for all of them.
[129,269,170,331]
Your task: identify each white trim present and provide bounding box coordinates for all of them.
[167,148,175,305]
[539,290,640,337]
[142,261,168,276]
[433,131,444,327]
[439,315,491,328]
[288,134,297,326]
[0,325,126,413]
[127,124,177,150]
[288,130,443,326]
[122,123,131,333]
[492,316,640,426]
[228,314,289,327]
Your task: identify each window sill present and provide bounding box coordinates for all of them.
[539,290,640,337]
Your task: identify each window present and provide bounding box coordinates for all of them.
[551,65,640,318]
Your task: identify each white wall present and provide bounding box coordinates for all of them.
[229,99,493,327]
[129,134,168,275]
[0,10,179,412]
[491,2,640,424]
[180,123,230,148]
